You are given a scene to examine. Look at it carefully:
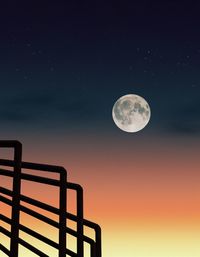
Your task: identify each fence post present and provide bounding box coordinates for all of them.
[59,168,67,257]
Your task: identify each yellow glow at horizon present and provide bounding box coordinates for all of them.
[1,212,200,257]
[10,225,200,257]
[103,226,200,257]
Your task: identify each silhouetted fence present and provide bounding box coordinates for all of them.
[0,140,101,257]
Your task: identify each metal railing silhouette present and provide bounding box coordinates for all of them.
[0,140,101,257]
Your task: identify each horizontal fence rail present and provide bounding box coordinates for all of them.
[0,141,101,257]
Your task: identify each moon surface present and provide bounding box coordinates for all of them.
[112,94,151,133]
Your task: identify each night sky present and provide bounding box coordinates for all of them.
[0,1,200,257]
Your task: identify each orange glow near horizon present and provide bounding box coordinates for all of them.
[0,136,200,256]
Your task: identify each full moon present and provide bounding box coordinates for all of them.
[112,94,151,133]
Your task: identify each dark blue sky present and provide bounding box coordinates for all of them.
[0,0,200,138]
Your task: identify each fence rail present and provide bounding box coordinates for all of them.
[0,140,101,257]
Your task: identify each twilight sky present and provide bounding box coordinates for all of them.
[0,1,200,257]
[0,1,200,136]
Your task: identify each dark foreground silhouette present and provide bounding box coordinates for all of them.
[0,140,101,257]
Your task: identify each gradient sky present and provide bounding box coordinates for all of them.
[0,1,200,257]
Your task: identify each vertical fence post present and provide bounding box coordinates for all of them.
[76,185,84,257]
[95,225,102,257]
[59,168,67,257]
[10,141,22,257]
